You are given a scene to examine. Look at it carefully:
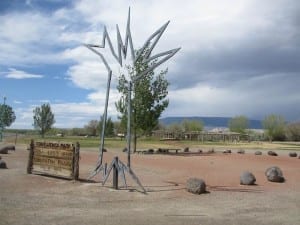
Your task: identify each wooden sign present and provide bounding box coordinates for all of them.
[27,140,80,180]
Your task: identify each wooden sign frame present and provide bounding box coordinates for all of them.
[27,140,80,180]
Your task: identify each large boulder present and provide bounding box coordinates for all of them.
[184,147,189,152]
[147,149,154,154]
[0,145,15,154]
[240,171,256,185]
[223,149,231,154]
[289,152,297,157]
[265,166,285,183]
[0,148,8,154]
[207,148,215,154]
[186,178,206,194]
[0,159,7,169]
[237,149,245,154]
[268,151,278,156]
[255,151,262,155]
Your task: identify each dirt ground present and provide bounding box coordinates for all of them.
[1,145,299,225]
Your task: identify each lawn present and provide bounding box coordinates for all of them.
[3,132,300,152]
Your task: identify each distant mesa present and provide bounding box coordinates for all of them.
[159,116,262,129]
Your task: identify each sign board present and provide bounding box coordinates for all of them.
[27,141,79,180]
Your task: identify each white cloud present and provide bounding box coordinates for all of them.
[4,0,300,129]
[0,10,72,67]
[5,68,43,79]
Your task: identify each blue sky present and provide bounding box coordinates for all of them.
[0,0,299,129]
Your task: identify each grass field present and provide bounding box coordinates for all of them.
[3,132,300,152]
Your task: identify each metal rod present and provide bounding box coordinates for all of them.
[87,70,112,180]
[127,81,132,168]
[113,157,119,189]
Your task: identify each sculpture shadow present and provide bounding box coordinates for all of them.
[208,185,263,193]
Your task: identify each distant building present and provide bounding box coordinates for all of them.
[152,130,248,142]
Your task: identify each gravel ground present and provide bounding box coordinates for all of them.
[1,145,299,225]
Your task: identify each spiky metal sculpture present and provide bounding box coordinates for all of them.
[84,8,180,191]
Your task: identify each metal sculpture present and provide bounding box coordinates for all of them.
[84,8,180,192]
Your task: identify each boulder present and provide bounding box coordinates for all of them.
[207,148,214,154]
[0,145,15,154]
[0,159,7,169]
[268,151,278,156]
[0,148,8,154]
[255,151,262,155]
[240,171,256,185]
[147,149,154,154]
[156,148,162,153]
[186,178,206,194]
[265,166,285,183]
[289,152,297,157]
[237,149,245,154]
[184,147,189,152]
[223,149,231,154]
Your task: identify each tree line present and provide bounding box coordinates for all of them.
[2,101,300,142]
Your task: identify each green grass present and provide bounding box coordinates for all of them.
[4,133,300,151]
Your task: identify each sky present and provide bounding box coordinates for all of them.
[0,0,299,129]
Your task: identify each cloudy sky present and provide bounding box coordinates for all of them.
[0,0,299,129]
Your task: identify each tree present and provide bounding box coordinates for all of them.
[167,123,183,140]
[85,120,99,136]
[98,116,115,137]
[228,115,249,134]
[0,102,16,141]
[285,121,300,141]
[116,46,169,152]
[182,119,203,132]
[0,104,16,128]
[33,103,55,138]
[262,114,286,142]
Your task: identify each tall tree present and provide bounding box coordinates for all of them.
[0,102,16,141]
[116,47,169,152]
[182,119,204,132]
[98,116,115,137]
[285,121,300,141]
[228,115,249,134]
[262,114,286,142]
[0,104,16,128]
[85,120,99,136]
[33,103,55,138]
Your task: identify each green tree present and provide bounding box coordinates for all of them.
[85,120,98,136]
[0,102,16,141]
[262,114,286,142]
[285,121,300,141]
[98,116,115,137]
[228,115,249,134]
[116,46,169,152]
[0,104,16,128]
[182,119,203,132]
[33,103,55,138]
[167,123,183,140]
